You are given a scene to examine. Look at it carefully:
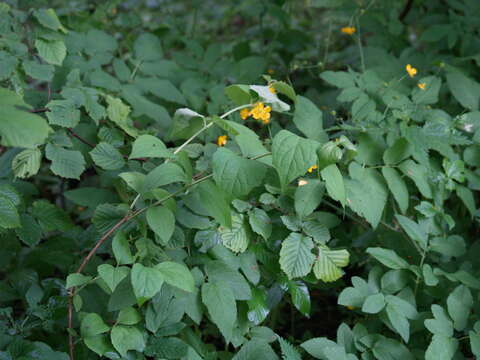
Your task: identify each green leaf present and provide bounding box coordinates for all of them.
[399,159,433,198]
[313,246,349,282]
[412,76,441,105]
[470,331,480,357]
[110,325,145,358]
[15,215,42,246]
[117,307,141,325]
[345,163,387,228]
[301,337,338,359]
[294,179,324,219]
[131,263,164,304]
[136,78,186,104]
[198,180,232,228]
[81,313,110,337]
[32,200,73,231]
[386,302,410,342]
[0,88,51,148]
[0,194,20,229]
[362,293,385,314]
[279,233,315,279]
[66,273,92,289]
[84,335,114,356]
[272,130,319,189]
[46,100,80,128]
[425,335,458,360]
[446,71,480,110]
[321,164,346,207]
[129,135,172,159]
[33,8,66,32]
[395,215,427,249]
[12,148,42,178]
[225,84,251,105]
[218,213,249,253]
[45,144,85,179]
[232,339,279,360]
[23,60,54,82]
[212,148,266,198]
[278,337,301,360]
[425,304,454,336]
[146,205,175,244]
[112,231,134,265]
[98,264,129,293]
[382,167,409,214]
[142,163,186,193]
[201,281,237,342]
[383,138,412,165]
[272,81,296,101]
[35,39,66,66]
[90,142,125,170]
[320,71,356,88]
[456,185,476,217]
[155,261,195,293]
[293,96,328,143]
[447,285,473,331]
[106,95,138,137]
[366,247,409,270]
[248,208,272,240]
[134,33,163,61]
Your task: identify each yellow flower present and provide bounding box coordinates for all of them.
[240,108,251,120]
[346,305,355,310]
[217,135,227,147]
[406,64,417,78]
[267,69,275,74]
[417,82,426,90]
[250,102,272,124]
[268,86,276,94]
[307,164,318,173]
[341,26,356,35]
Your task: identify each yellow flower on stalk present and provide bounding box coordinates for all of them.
[406,64,417,78]
[417,82,426,90]
[250,102,272,124]
[240,108,251,120]
[307,164,318,173]
[217,135,227,147]
[268,86,276,94]
[341,26,356,35]
[267,68,275,74]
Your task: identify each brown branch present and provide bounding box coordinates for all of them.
[67,128,96,148]
[30,108,50,113]
[398,0,414,21]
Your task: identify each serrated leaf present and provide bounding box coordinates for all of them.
[146,205,175,244]
[279,233,315,279]
[395,215,427,250]
[129,134,172,159]
[106,95,138,137]
[295,179,324,219]
[293,96,327,142]
[81,313,110,337]
[218,213,249,253]
[248,208,272,240]
[313,247,349,282]
[12,148,42,179]
[321,164,346,207]
[66,273,92,289]
[131,263,164,305]
[206,260,251,300]
[382,167,409,214]
[45,144,85,179]
[98,264,129,293]
[142,163,186,193]
[110,325,145,357]
[366,247,409,270]
[272,130,319,189]
[90,142,125,170]
[35,39,66,66]
[202,281,236,342]
[112,231,134,265]
[446,71,480,110]
[155,261,195,293]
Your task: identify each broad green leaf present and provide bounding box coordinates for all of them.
[112,231,134,265]
[129,135,172,159]
[279,233,315,279]
[15,215,42,247]
[232,339,278,360]
[66,273,92,289]
[425,304,454,336]
[248,208,272,240]
[90,142,125,170]
[399,159,433,198]
[293,96,327,142]
[425,335,458,360]
[0,88,51,148]
[98,264,129,293]
[224,120,271,164]
[32,200,73,231]
[321,164,346,207]
[317,141,343,170]
[366,247,409,270]
[81,313,110,338]
[45,144,85,179]
[362,293,385,314]
[33,8,67,32]
[355,133,385,165]
[201,281,236,342]
[382,167,409,214]
[447,285,473,331]
[212,147,266,198]
[84,335,114,357]
[302,220,330,244]
[446,71,480,110]
[35,39,66,66]
[412,76,441,105]
[134,33,163,61]
[155,261,195,293]
[470,331,480,357]
[198,180,232,228]
[383,138,412,164]
[142,163,186,193]
[106,95,138,137]
[0,194,20,229]
[456,185,476,217]
[225,84,251,105]
[146,205,175,244]
[46,100,80,128]
[218,213,249,252]
[386,302,410,342]
[395,215,427,249]
[117,307,141,325]
[136,78,186,104]
[294,179,324,219]
[12,148,42,178]
[313,246,349,282]
[23,60,54,82]
[110,325,145,357]
[301,337,338,359]
[272,81,296,101]
[272,130,319,189]
[320,71,356,88]
[131,263,164,304]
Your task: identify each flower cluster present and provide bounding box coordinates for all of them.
[417,82,426,90]
[240,102,272,124]
[406,64,417,78]
[217,135,227,147]
[341,26,356,35]
[307,164,318,173]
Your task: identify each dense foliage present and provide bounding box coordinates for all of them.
[1,0,480,359]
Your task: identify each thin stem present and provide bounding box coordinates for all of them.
[356,18,365,73]
[414,246,428,295]
[67,128,95,148]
